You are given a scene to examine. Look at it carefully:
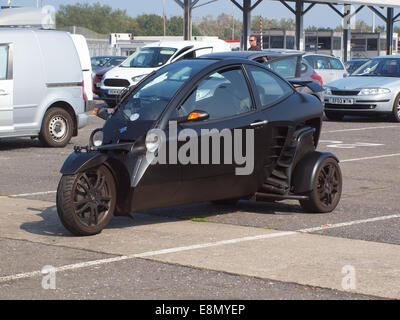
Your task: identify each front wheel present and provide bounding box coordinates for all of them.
[300,158,342,213]
[56,165,116,236]
[391,94,400,122]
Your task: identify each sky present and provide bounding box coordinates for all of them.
[4,0,399,29]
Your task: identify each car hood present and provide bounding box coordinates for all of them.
[104,65,156,80]
[102,111,154,144]
[326,76,400,89]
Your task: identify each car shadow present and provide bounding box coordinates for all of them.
[323,115,394,123]
[0,137,74,151]
[19,200,306,237]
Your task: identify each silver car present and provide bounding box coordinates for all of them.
[324,55,400,122]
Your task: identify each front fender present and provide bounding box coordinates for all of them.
[291,151,339,194]
[60,152,108,175]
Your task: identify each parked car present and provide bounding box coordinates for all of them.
[201,50,324,102]
[92,56,126,74]
[0,29,88,147]
[303,53,347,84]
[70,34,94,107]
[92,56,127,96]
[344,58,370,74]
[57,58,342,236]
[99,40,231,107]
[324,55,400,122]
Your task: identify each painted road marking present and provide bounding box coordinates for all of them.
[319,140,384,149]
[8,191,57,198]
[341,153,400,162]
[1,214,399,284]
[325,125,400,133]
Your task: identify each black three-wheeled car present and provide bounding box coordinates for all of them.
[57,58,342,236]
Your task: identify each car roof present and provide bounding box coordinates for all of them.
[374,55,400,59]
[143,40,220,50]
[200,50,303,60]
[303,52,339,59]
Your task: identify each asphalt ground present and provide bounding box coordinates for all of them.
[0,112,399,301]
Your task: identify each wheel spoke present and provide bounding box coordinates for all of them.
[76,203,91,216]
[74,198,90,208]
[77,180,90,194]
[82,173,93,190]
[94,174,106,190]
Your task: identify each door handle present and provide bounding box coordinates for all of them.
[250,120,268,127]
[0,90,9,96]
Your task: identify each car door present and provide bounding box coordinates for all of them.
[0,43,13,135]
[328,57,346,81]
[174,65,269,203]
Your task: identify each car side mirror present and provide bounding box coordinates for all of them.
[93,106,110,120]
[177,110,210,123]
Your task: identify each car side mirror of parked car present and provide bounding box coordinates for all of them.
[177,110,210,124]
[93,106,110,120]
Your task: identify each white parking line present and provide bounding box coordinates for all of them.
[8,191,57,198]
[341,153,400,162]
[325,125,400,133]
[1,214,399,284]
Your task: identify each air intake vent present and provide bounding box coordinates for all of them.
[104,79,130,87]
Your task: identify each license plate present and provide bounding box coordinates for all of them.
[328,97,354,105]
[107,89,122,95]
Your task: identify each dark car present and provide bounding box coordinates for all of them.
[57,58,342,236]
[344,58,370,74]
[200,50,324,102]
[92,56,127,96]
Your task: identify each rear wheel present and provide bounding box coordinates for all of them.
[300,158,342,213]
[324,111,344,121]
[57,165,116,236]
[39,107,73,147]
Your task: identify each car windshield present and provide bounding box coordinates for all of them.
[119,47,177,68]
[91,57,111,68]
[352,58,400,77]
[105,57,126,67]
[118,59,214,121]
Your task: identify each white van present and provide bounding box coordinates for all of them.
[70,34,94,105]
[0,29,88,147]
[99,40,231,106]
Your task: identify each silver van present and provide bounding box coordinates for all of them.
[0,29,88,147]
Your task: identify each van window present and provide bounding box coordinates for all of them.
[0,46,8,80]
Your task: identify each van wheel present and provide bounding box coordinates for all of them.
[40,107,73,147]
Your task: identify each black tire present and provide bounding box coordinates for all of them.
[300,158,342,213]
[211,198,239,206]
[39,107,73,147]
[56,165,116,236]
[325,111,344,121]
[391,94,400,122]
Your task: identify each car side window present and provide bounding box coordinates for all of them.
[0,45,9,80]
[247,65,293,109]
[300,62,308,74]
[329,57,344,70]
[315,56,330,70]
[303,56,314,68]
[266,56,298,79]
[177,68,253,120]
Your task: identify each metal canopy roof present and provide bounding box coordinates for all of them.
[304,0,400,8]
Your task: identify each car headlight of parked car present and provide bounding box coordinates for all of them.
[132,74,147,83]
[89,128,104,147]
[358,88,391,95]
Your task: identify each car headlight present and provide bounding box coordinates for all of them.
[358,88,391,95]
[132,74,147,83]
[89,128,104,147]
[324,87,332,95]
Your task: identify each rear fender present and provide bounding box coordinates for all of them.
[291,151,339,194]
